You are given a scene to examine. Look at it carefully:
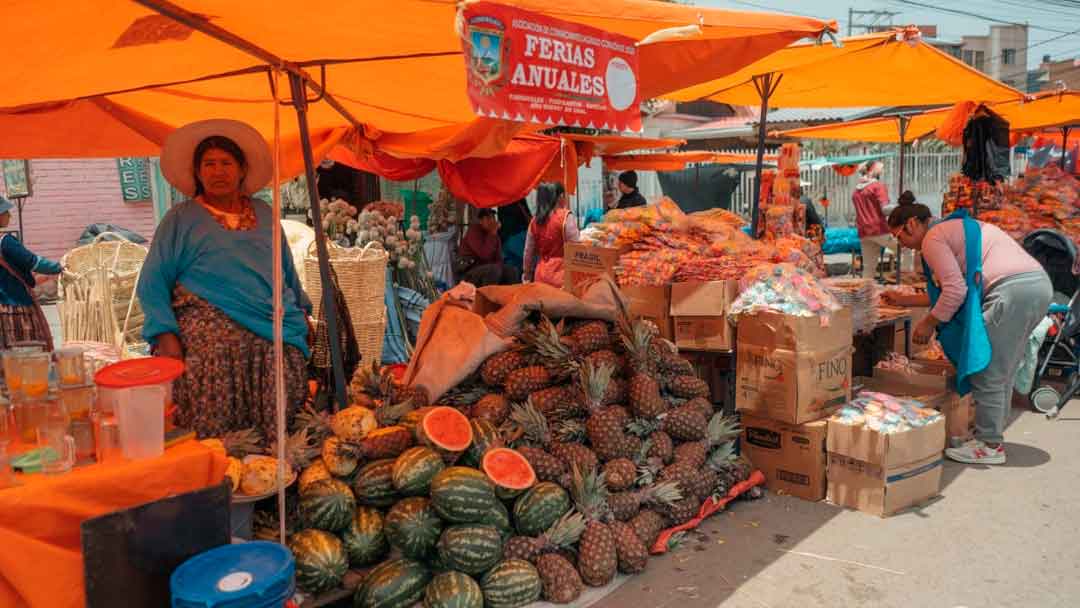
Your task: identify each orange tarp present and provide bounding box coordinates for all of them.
[603,151,773,171]
[776,91,1080,144]
[0,1,833,164]
[0,441,227,608]
[667,30,1022,108]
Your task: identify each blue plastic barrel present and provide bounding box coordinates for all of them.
[171,541,295,608]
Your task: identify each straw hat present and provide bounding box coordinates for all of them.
[161,119,272,198]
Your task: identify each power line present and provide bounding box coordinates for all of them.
[889,0,1079,35]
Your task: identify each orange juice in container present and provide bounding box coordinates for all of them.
[61,383,96,421]
[19,352,51,398]
[55,347,88,387]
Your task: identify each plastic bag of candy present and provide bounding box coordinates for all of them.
[831,391,942,434]
[731,263,841,318]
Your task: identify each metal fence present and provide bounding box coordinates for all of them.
[725,148,964,224]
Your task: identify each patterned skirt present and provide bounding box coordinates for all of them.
[172,287,308,442]
[0,303,53,351]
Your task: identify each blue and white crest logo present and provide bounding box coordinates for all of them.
[467,15,506,89]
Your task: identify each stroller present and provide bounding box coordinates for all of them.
[1022,229,1079,418]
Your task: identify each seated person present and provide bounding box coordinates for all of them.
[458,209,520,286]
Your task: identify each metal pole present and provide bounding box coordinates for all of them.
[750,73,779,239]
[896,116,910,286]
[290,72,348,411]
[1062,125,1071,168]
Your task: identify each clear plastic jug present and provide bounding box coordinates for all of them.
[114,384,165,460]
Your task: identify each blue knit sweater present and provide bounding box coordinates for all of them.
[137,201,312,356]
[0,234,62,306]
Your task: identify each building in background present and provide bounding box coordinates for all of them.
[958,24,1029,89]
[1034,55,1080,92]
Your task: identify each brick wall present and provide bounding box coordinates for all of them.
[0,159,157,262]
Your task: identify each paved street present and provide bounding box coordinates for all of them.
[591,406,1079,608]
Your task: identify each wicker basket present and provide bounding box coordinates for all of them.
[304,242,388,367]
[58,234,148,352]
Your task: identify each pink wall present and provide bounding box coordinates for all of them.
[0,159,157,262]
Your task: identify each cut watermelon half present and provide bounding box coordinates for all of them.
[482,447,537,490]
[420,406,473,452]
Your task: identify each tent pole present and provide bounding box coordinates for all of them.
[897,115,910,286]
[750,73,779,238]
[1062,125,1071,168]
[289,72,349,411]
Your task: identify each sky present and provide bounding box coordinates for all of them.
[698,0,1080,71]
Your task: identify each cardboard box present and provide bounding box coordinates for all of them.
[826,416,945,516]
[669,280,739,351]
[741,415,827,501]
[857,375,973,443]
[736,343,852,424]
[874,360,956,393]
[563,242,629,291]
[622,284,674,341]
[738,309,853,352]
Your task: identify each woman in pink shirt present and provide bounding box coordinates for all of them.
[852,161,896,279]
[888,200,1051,465]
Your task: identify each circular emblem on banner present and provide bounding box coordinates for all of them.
[605,57,637,112]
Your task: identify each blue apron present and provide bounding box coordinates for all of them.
[923,209,991,395]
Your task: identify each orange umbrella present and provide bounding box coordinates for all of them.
[603,151,774,171]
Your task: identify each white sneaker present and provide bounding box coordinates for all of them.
[945,440,1006,465]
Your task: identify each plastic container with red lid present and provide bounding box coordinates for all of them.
[95,357,184,416]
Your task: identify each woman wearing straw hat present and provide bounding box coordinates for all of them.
[0,196,62,350]
[137,119,312,441]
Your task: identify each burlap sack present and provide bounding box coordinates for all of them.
[403,278,620,402]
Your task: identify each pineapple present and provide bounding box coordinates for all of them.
[201,427,263,458]
[705,440,753,496]
[673,414,741,469]
[585,405,630,462]
[610,521,649,574]
[330,406,378,442]
[517,446,567,484]
[470,394,510,425]
[294,405,332,444]
[373,399,418,427]
[571,320,612,354]
[568,465,617,588]
[357,425,414,459]
[267,428,320,472]
[578,359,615,415]
[603,376,627,407]
[298,458,332,493]
[504,366,552,401]
[225,457,243,493]
[512,401,597,477]
[619,319,666,419]
[685,397,715,421]
[503,512,586,563]
[584,349,624,375]
[668,375,710,399]
[481,349,529,387]
[537,553,585,604]
[520,315,581,381]
[628,419,675,465]
[630,509,667,547]
[651,339,694,375]
[321,435,361,477]
[529,385,576,418]
[657,461,699,499]
[602,458,636,492]
[607,480,682,522]
[661,404,708,442]
[666,496,700,526]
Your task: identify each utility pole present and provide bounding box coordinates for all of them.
[848,8,900,36]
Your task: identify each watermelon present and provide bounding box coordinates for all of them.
[424,571,483,608]
[479,559,542,608]
[400,406,436,432]
[353,459,399,508]
[416,407,473,464]
[482,448,536,495]
[298,478,356,532]
[436,524,504,575]
[288,529,348,595]
[392,447,446,496]
[429,467,499,523]
[342,506,389,567]
[385,497,444,560]
[480,499,512,537]
[512,482,570,537]
[356,558,432,608]
[461,419,503,468]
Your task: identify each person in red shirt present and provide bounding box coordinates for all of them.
[458,209,520,286]
[851,161,897,279]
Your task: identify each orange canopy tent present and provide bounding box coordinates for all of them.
[603,151,773,172]
[664,28,1024,234]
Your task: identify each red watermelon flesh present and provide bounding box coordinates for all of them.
[482,447,537,490]
[421,407,473,452]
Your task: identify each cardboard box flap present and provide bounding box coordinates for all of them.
[622,284,672,321]
[670,281,739,317]
[874,363,956,393]
[828,417,945,467]
[737,309,852,351]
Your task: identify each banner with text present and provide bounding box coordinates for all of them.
[460,2,641,132]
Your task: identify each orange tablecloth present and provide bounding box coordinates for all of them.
[0,440,227,608]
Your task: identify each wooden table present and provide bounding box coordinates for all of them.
[0,441,226,608]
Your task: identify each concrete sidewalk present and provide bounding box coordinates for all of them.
[591,406,1080,608]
